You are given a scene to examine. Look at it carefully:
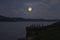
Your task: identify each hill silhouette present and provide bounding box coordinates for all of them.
[0,15,60,22]
[0,15,24,21]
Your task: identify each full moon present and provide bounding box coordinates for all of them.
[28,7,32,12]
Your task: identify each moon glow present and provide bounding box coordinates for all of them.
[28,7,32,12]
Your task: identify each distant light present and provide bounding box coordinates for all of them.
[28,7,32,12]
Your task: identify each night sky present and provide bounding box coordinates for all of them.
[0,0,60,19]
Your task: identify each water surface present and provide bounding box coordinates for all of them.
[0,21,56,40]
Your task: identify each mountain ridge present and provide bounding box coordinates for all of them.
[0,15,60,22]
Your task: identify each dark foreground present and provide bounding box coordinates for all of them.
[18,22,60,40]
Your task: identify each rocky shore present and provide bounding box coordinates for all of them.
[18,22,60,40]
[26,22,60,40]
